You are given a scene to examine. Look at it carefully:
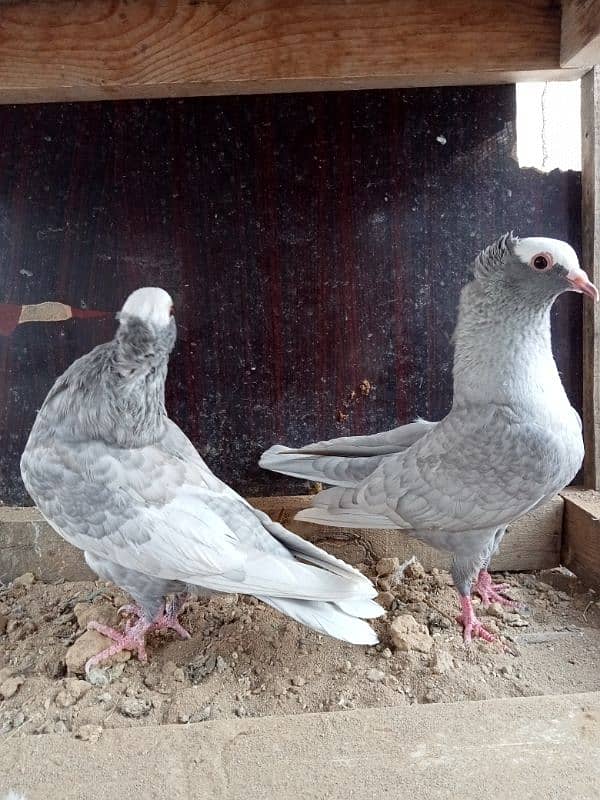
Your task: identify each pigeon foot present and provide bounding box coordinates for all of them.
[150,596,192,640]
[84,597,191,672]
[85,615,152,673]
[120,596,191,639]
[456,595,495,644]
[473,570,518,608]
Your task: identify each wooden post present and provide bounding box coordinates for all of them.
[561,0,600,67]
[582,66,600,489]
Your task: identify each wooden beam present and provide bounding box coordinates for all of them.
[0,496,563,583]
[0,0,582,105]
[582,67,600,489]
[561,0,600,67]
[561,488,600,587]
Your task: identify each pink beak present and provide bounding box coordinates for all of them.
[566,268,599,302]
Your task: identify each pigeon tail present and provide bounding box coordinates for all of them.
[257,595,381,645]
[260,420,436,487]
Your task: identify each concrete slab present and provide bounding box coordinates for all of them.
[1,692,598,800]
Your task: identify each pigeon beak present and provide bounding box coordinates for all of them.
[566,267,599,302]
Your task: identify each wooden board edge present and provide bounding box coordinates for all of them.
[561,487,600,587]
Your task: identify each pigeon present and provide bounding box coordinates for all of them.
[20,287,383,672]
[261,234,598,642]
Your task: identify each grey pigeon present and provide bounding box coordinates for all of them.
[261,235,598,641]
[21,288,383,672]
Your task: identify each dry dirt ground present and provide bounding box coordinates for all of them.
[1,561,599,743]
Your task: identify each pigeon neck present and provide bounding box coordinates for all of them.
[105,319,175,446]
[452,281,565,409]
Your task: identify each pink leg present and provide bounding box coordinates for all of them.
[84,597,191,673]
[150,596,191,640]
[473,569,517,608]
[120,597,191,639]
[456,595,495,644]
[85,615,152,673]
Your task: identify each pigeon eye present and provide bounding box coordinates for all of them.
[530,252,553,272]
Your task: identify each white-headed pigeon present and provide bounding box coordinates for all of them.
[21,288,383,672]
[261,235,598,642]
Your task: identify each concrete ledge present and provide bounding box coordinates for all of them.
[0,495,564,583]
[1,692,599,799]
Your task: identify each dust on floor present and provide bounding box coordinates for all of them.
[1,561,599,743]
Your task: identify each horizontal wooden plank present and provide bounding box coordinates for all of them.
[561,0,600,67]
[255,494,563,571]
[0,0,582,104]
[562,488,600,587]
[0,495,563,583]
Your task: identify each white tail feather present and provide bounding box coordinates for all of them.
[335,597,386,619]
[252,507,376,588]
[258,595,380,645]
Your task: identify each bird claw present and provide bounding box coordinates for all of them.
[150,606,191,640]
[457,595,495,644]
[117,603,142,618]
[474,570,518,609]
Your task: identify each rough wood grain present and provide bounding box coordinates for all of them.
[0,496,563,583]
[0,0,579,103]
[561,0,600,67]
[582,67,600,489]
[562,488,600,587]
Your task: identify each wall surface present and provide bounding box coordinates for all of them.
[0,86,583,504]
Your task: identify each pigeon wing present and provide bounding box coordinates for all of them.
[310,405,571,533]
[28,434,373,601]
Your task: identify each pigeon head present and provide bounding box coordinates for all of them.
[473,233,598,304]
[119,287,175,328]
[114,287,177,383]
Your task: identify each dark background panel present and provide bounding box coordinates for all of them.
[0,86,582,505]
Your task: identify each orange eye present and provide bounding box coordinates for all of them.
[530,252,553,271]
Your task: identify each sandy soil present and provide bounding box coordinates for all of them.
[1,562,599,742]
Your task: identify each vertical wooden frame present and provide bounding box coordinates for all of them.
[582,66,600,488]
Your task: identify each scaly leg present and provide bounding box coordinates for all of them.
[456,594,495,644]
[119,595,191,638]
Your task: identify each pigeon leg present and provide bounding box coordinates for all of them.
[119,595,191,638]
[149,594,191,640]
[473,569,517,608]
[84,595,191,673]
[456,594,495,644]
[85,614,153,673]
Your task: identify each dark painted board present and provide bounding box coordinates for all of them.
[0,87,582,505]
